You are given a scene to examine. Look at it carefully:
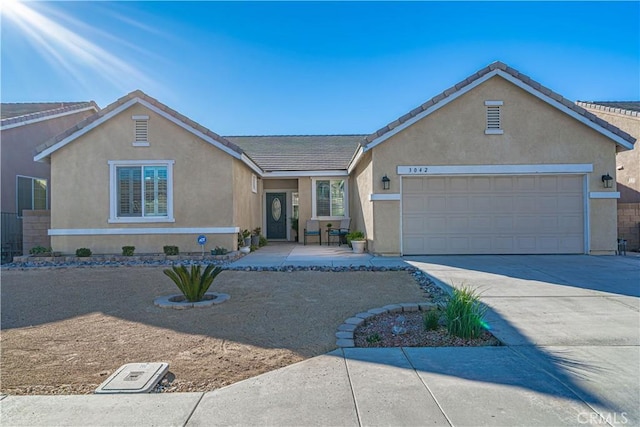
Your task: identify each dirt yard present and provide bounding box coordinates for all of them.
[1,267,427,395]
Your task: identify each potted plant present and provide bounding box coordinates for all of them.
[251,227,261,247]
[241,229,251,247]
[346,231,366,254]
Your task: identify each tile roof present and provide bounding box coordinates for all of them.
[576,101,640,116]
[35,90,244,157]
[1,101,98,126]
[363,61,636,148]
[226,135,365,171]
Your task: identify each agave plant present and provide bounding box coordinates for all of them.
[163,264,223,302]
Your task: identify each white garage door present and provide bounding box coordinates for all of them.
[402,175,585,255]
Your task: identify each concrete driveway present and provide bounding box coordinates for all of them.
[406,255,640,426]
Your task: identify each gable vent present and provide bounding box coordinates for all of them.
[484,101,503,135]
[132,115,149,146]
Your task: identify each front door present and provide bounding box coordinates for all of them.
[266,192,287,239]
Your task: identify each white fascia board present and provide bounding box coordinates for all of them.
[2,106,98,131]
[34,99,138,162]
[136,99,244,161]
[241,154,263,175]
[49,227,240,236]
[369,193,401,201]
[397,164,593,175]
[363,70,500,152]
[262,170,349,178]
[589,192,620,199]
[495,70,635,151]
[347,146,364,174]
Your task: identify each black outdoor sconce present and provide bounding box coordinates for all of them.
[601,173,613,189]
[382,175,391,190]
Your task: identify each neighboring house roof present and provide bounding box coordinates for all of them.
[33,90,264,172]
[361,61,636,152]
[1,101,99,129]
[576,101,640,117]
[226,135,365,172]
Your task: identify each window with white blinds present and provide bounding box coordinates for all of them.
[484,100,504,134]
[109,160,174,223]
[313,178,347,219]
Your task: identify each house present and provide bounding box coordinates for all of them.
[34,61,635,256]
[576,101,640,250]
[1,102,99,258]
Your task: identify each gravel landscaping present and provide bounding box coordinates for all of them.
[1,266,429,395]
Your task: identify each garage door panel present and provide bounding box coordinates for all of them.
[402,175,584,255]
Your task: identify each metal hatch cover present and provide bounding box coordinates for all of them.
[95,362,169,394]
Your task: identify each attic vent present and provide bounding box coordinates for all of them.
[484,101,503,135]
[132,115,149,146]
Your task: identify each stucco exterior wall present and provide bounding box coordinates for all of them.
[233,159,262,244]
[49,103,241,254]
[350,150,374,249]
[581,109,639,203]
[1,109,95,213]
[369,75,619,254]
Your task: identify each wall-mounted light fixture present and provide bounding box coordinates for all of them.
[382,175,391,190]
[601,173,613,189]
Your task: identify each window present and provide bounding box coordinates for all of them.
[109,160,174,223]
[313,178,347,218]
[251,174,258,193]
[16,176,47,216]
[484,100,504,134]
[292,192,299,220]
[132,115,149,146]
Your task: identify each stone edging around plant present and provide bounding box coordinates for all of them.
[335,302,439,348]
[154,292,230,309]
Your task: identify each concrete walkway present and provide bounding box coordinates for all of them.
[2,254,638,426]
[230,242,409,268]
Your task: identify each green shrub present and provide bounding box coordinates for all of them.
[445,286,487,339]
[423,309,440,331]
[163,264,223,302]
[241,229,251,239]
[75,248,92,257]
[211,246,228,255]
[346,231,365,247]
[250,244,258,252]
[258,236,268,247]
[29,246,51,255]
[366,333,381,344]
[122,246,135,256]
[252,227,261,236]
[163,245,179,256]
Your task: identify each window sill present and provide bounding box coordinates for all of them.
[313,216,346,221]
[132,141,150,147]
[484,129,504,135]
[108,217,175,224]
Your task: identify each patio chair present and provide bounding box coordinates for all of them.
[328,218,351,246]
[304,220,321,245]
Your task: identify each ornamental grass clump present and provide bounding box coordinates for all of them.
[445,286,487,339]
[163,264,223,302]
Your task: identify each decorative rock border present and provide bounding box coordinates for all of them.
[154,292,230,309]
[335,301,440,348]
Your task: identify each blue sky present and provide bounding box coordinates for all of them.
[2,1,638,135]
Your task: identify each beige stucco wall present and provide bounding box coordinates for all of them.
[350,150,374,249]
[368,75,619,254]
[49,103,244,254]
[581,108,639,203]
[233,159,262,242]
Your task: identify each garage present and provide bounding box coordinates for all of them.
[402,175,585,255]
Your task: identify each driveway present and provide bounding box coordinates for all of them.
[406,255,640,426]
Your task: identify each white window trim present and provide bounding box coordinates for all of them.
[16,175,48,217]
[108,160,175,223]
[251,174,258,193]
[311,177,349,220]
